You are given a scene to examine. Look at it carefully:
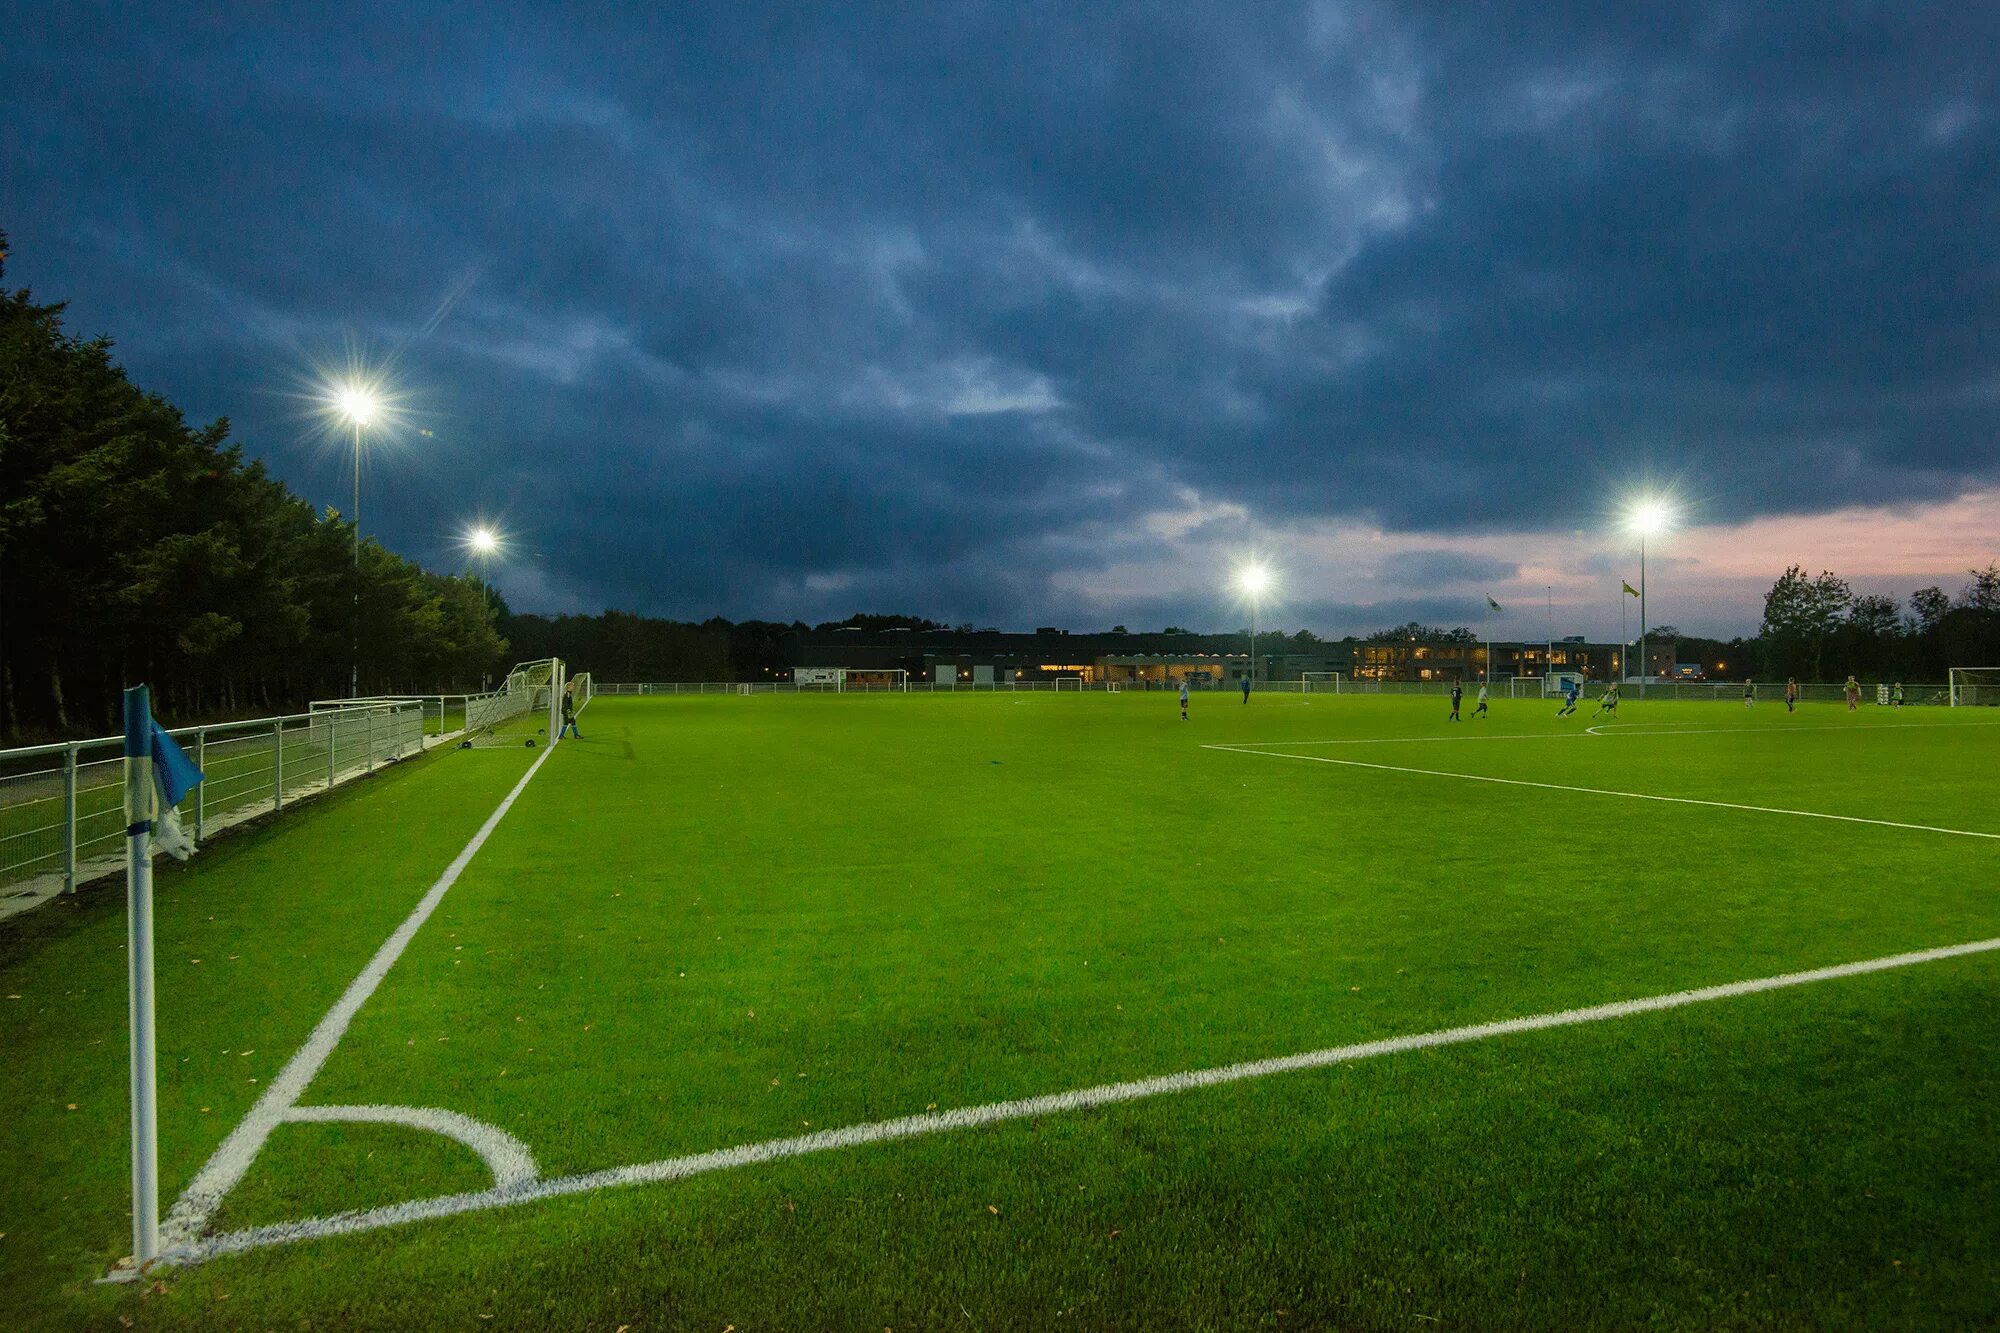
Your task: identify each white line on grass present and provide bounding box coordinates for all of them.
[159,742,559,1250]
[1202,744,2000,839]
[157,934,2000,1268]
[282,1105,540,1189]
[1245,720,2000,748]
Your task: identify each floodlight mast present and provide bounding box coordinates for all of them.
[331,384,379,698]
[1627,501,1671,697]
[1237,564,1271,690]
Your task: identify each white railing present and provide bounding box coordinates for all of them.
[310,693,482,738]
[0,702,424,908]
[593,678,1950,702]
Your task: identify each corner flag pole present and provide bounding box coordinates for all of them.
[122,685,161,1266]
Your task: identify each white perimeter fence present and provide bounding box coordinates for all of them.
[0,701,425,907]
[596,679,1956,702]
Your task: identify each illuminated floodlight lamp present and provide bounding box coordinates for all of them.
[330,382,381,427]
[467,525,500,556]
[1236,563,1273,598]
[1627,499,1672,535]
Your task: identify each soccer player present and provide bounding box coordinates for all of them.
[1785,678,1799,713]
[1449,682,1463,722]
[1472,683,1490,719]
[1179,678,1190,721]
[1556,680,1580,717]
[1844,674,1862,712]
[1241,674,1252,705]
[559,685,582,739]
[1591,682,1621,718]
[1743,678,1755,708]
[1892,681,1905,709]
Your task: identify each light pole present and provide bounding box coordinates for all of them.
[1236,563,1271,692]
[332,384,379,698]
[1627,501,1671,698]
[466,525,500,612]
[464,525,502,692]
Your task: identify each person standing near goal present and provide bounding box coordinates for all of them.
[559,684,582,739]
[1179,678,1190,721]
[1844,674,1862,712]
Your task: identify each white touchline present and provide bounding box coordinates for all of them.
[158,742,560,1251]
[1248,720,2000,748]
[155,933,2000,1268]
[1203,744,2000,840]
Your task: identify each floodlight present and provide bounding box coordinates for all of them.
[1628,500,1671,535]
[1237,564,1272,597]
[468,526,499,556]
[332,383,380,427]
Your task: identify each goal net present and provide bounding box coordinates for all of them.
[463,658,561,746]
[1054,677,1083,691]
[1301,672,1344,694]
[1948,667,2000,707]
[569,671,593,711]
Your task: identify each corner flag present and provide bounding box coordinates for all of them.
[1623,581,1640,598]
[1486,595,1503,613]
[120,685,206,1270]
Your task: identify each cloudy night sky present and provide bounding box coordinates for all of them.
[5,2,1997,639]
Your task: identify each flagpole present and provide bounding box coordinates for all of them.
[122,685,160,1267]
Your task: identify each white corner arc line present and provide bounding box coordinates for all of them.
[157,934,2000,1268]
[281,1105,539,1190]
[159,743,559,1250]
[1202,744,2000,840]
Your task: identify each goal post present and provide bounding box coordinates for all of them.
[1300,672,1344,694]
[1054,677,1083,691]
[1948,667,2000,707]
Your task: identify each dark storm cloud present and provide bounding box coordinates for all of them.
[4,1,1996,629]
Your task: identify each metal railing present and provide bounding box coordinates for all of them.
[310,694,475,737]
[593,678,1951,701]
[0,702,425,906]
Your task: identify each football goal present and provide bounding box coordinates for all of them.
[462,658,562,745]
[1948,667,2000,707]
[1301,672,1344,694]
[1054,677,1083,691]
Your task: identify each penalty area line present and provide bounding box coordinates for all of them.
[1203,744,2000,840]
[157,933,2000,1268]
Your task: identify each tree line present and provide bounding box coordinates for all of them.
[1751,563,2000,683]
[0,237,505,740]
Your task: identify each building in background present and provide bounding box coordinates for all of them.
[782,627,1352,687]
[1354,636,1675,683]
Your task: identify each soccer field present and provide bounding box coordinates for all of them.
[4,692,1998,1329]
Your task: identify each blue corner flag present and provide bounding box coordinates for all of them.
[150,722,203,809]
[123,686,205,860]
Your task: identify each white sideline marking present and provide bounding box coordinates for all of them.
[1204,744,2000,840]
[282,1105,539,1190]
[157,934,2000,1267]
[1247,720,2000,748]
[159,743,558,1250]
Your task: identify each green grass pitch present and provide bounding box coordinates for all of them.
[2,692,1996,1329]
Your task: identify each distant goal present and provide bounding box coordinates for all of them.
[1948,667,2000,707]
[1301,672,1345,694]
